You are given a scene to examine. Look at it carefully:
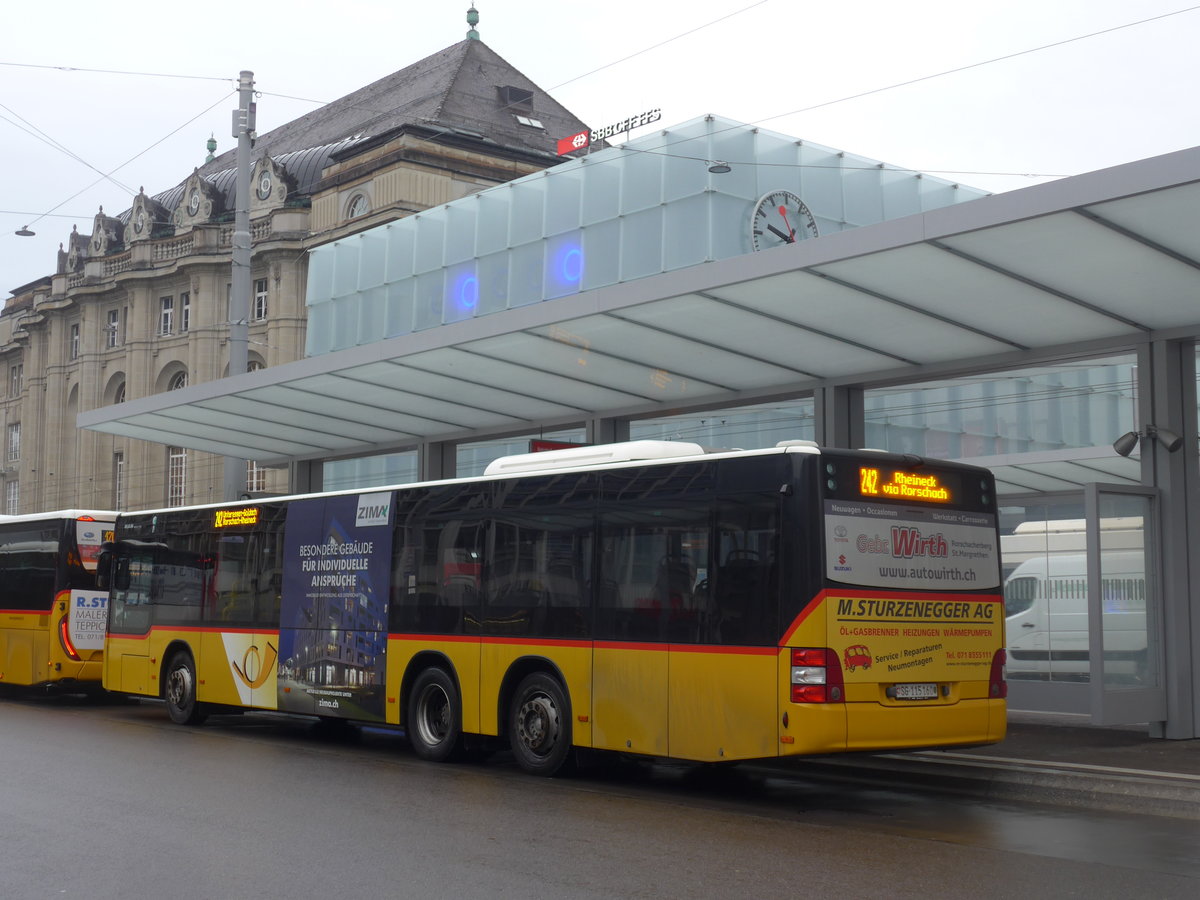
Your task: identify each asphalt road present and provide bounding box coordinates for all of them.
[2,693,1198,899]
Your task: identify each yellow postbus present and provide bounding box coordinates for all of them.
[1,510,117,691]
[98,441,1005,775]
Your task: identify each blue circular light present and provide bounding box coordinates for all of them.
[458,275,479,311]
[559,247,582,283]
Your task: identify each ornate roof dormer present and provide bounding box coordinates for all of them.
[250,154,293,215]
[89,206,124,257]
[174,169,224,230]
[124,187,172,244]
[63,225,90,273]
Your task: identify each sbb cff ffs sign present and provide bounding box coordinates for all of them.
[556,108,661,156]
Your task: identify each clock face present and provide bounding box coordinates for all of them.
[135,212,145,234]
[750,190,819,251]
[257,170,273,201]
[187,189,201,216]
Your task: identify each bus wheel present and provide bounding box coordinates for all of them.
[509,672,573,777]
[164,651,207,726]
[407,667,461,762]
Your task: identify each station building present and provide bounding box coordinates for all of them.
[7,23,1200,737]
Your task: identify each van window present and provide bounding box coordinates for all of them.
[1004,576,1036,616]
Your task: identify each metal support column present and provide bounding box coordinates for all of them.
[222,70,255,501]
[1147,339,1199,738]
[814,385,864,449]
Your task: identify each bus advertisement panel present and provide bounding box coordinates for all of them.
[823,501,1002,688]
[279,492,393,721]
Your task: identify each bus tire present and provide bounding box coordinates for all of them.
[509,672,573,777]
[407,667,462,762]
[164,650,207,726]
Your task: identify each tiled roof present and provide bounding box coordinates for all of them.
[199,39,590,176]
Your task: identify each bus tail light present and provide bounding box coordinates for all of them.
[58,614,82,662]
[790,648,844,703]
[990,648,1007,699]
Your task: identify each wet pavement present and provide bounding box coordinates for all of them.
[790,710,1200,819]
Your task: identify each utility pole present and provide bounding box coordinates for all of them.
[222,70,255,501]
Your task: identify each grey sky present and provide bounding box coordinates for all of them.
[2,0,1196,294]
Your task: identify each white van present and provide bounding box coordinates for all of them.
[1004,551,1147,682]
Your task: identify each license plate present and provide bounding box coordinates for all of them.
[894,682,938,700]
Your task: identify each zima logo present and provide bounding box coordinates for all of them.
[355,492,392,527]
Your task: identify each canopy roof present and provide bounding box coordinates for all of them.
[79,144,1200,494]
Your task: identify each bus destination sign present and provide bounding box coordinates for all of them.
[859,467,952,504]
[214,507,261,528]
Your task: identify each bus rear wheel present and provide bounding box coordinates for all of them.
[509,672,573,777]
[407,667,462,762]
[164,651,207,726]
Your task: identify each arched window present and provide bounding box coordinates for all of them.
[114,382,126,404]
[168,371,188,391]
[347,193,370,219]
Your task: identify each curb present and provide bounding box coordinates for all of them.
[777,752,1200,820]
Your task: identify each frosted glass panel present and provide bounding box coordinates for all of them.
[582,219,620,291]
[581,160,621,226]
[545,168,583,236]
[307,248,334,305]
[304,114,988,356]
[477,252,511,315]
[305,301,332,355]
[543,232,585,300]
[664,195,711,270]
[413,270,444,330]
[511,177,545,245]
[357,285,386,343]
[444,204,477,265]
[358,229,388,289]
[620,151,662,214]
[330,295,360,349]
[385,223,415,282]
[332,241,360,298]
[385,279,414,337]
[443,261,479,323]
[413,212,446,274]
[508,242,543,307]
[621,207,664,281]
[476,191,510,256]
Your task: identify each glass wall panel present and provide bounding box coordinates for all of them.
[629,399,815,449]
[1001,496,1090,684]
[864,355,1137,459]
[455,427,587,478]
[323,450,418,492]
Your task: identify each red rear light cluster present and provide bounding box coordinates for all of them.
[990,648,1007,699]
[790,648,844,703]
[57,614,82,662]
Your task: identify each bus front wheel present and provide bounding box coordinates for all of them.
[509,672,573,777]
[164,651,207,726]
[407,667,462,762]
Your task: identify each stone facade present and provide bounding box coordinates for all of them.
[0,37,589,514]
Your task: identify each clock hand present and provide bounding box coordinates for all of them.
[767,223,792,242]
[777,205,797,242]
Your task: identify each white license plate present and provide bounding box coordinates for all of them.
[894,682,938,700]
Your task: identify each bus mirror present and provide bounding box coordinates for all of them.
[112,556,131,592]
[95,545,114,590]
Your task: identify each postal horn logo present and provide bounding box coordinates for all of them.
[232,642,278,689]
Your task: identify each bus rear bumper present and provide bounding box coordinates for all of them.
[779,698,1007,756]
